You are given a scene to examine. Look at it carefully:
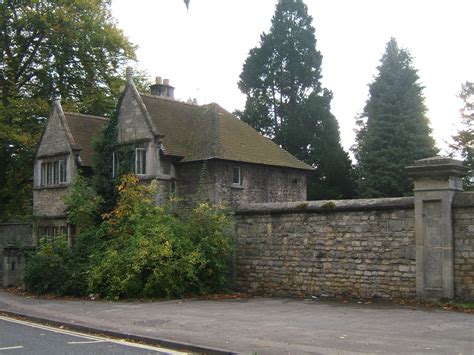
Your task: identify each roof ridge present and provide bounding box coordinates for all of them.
[64,112,108,121]
[139,92,201,107]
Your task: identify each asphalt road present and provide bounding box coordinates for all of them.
[0,316,186,355]
[0,290,472,354]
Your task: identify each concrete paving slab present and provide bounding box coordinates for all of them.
[0,290,472,354]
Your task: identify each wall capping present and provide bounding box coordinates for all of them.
[236,197,414,215]
[453,192,474,207]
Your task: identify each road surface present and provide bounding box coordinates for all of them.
[0,316,186,354]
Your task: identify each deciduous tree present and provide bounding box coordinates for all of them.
[0,0,136,219]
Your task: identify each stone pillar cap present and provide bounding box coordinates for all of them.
[405,156,468,178]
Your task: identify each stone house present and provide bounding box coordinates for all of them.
[33,102,107,241]
[33,71,312,240]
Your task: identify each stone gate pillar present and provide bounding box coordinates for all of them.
[406,157,468,299]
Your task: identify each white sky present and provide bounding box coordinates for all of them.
[111,0,474,154]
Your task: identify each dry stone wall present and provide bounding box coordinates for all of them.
[234,198,417,299]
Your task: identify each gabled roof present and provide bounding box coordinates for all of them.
[63,112,108,167]
[139,93,312,171]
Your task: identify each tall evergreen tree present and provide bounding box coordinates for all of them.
[353,38,437,198]
[451,81,473,189]
[0,1,136,219]
[237,0,354,199]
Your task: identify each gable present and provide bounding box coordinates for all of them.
[118,85,155,143]
[36,104,74,158]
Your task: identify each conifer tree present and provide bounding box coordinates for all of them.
[353,38,437,197]
[237,0,354,199]
[451,82,473,189]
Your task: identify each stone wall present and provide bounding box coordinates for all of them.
[118,86,154,143]
[234,198,417,299]
[36,106,71,157]
[177,160,307,205]
[0,223,33,247]
[453,193,474,299]
[33,186,69,217]
[0,223,34,287]
[213,161,307,204]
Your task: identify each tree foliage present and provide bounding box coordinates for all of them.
[0,0,136,220]
[25,175,106,296]
[353,38,438,197]
[451,82,474,189]
[25,174,233,299]
[64,174,103,231]
[237,0,354,199]
[89,175,232,299]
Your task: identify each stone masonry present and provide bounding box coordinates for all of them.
[234,198,416,299]
[234,157,474,301]
[453,193,474,299]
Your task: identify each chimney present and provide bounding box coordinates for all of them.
[150,76,174,99]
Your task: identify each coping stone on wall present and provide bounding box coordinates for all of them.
[236,197,414,215]
[453,192,474,207]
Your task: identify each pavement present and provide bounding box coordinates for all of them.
[0,290,472,354]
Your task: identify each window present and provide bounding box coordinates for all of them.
[59,159,67,183]
[40,158,66,186]
[135,148,146,175]
[162,159,171,175]
[112,152,118,178]
[38,225,68,245]
[233,166,241,185]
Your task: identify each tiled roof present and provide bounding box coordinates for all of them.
[140,94,312,170]
[64,113,107,167]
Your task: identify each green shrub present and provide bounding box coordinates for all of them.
[89,175,231,299]
[23,237,73,295]
[88,174,232,299]
[25,174,233,299]
[24,176,105,296]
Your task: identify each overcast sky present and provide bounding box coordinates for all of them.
[111,0,474,153]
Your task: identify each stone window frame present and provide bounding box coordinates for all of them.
[232,166,242,186]
[37,225,68,244]
[161,158,172,176]
[112,152,118,178]
[135,148,146,175]
[40,157,67,186]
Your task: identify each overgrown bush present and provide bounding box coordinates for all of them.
[25,174,233,299]
[88,175,232,299]
[23,237,74,295]
[24,175,104,296]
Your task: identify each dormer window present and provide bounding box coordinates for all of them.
[40,158,67,186]
[135,148,146,175]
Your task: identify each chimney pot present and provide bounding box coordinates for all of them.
[150,76,174,99]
